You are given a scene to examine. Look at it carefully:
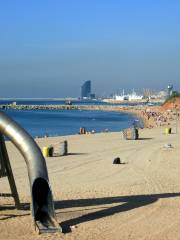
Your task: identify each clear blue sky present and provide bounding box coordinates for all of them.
[0,0,180,98]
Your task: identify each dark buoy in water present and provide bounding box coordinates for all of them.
[113,157,121,164]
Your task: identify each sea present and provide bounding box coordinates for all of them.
[0,99,143,137]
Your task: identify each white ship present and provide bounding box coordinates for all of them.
[114,89,143,101]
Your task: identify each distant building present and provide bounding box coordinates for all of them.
[90,93,96,99]
[167,84,173,97]
[81,80,91,99]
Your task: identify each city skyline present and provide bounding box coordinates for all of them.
[0,1,180,98]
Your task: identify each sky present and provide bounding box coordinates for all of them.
[0,0,180,98]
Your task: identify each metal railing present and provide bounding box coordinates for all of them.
[0,111,60,233]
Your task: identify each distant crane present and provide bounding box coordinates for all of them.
[142,89,156,98]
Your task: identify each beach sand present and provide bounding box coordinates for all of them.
[1,125,180,240]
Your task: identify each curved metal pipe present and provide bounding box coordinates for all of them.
[0,111,60,233]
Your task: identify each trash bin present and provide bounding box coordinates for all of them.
[60,140,68,156]
[165,128,171,135]
[123,127,139,140]
[48,146,54,157]
[42,146,49,157]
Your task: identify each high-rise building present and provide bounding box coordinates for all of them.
[81,80,91,99]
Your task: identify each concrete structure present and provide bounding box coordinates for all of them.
[81,80,91,99]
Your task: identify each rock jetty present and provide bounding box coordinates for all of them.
[0,104,131,112]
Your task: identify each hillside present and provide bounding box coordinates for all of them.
[162,97,180,110]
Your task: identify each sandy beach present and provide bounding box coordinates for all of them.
[1,0,180,238]
[1,122,180,240]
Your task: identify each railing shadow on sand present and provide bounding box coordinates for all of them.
[55,192,180,233]
[1,192,180,234]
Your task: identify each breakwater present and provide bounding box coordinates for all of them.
[0,103,143,112]
[0,104,79,110]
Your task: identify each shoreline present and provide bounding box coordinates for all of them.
[0,103,172,129]
[0,104,148,137]
[1,103,178,134]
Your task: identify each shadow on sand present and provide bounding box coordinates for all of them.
[1,192,180,233]
[0,202,30,221]
[55,192,180,233]
[137,138,153,140]
[67,153,88,156]
[52,152,88,157]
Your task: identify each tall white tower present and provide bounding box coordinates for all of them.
[167,84,173,97]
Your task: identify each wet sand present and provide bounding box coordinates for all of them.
[1,123,180,240]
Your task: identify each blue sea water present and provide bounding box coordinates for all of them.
[1,109,140,138]
[0,99,104,106]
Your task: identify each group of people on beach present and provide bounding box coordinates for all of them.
[140,107,179,128]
